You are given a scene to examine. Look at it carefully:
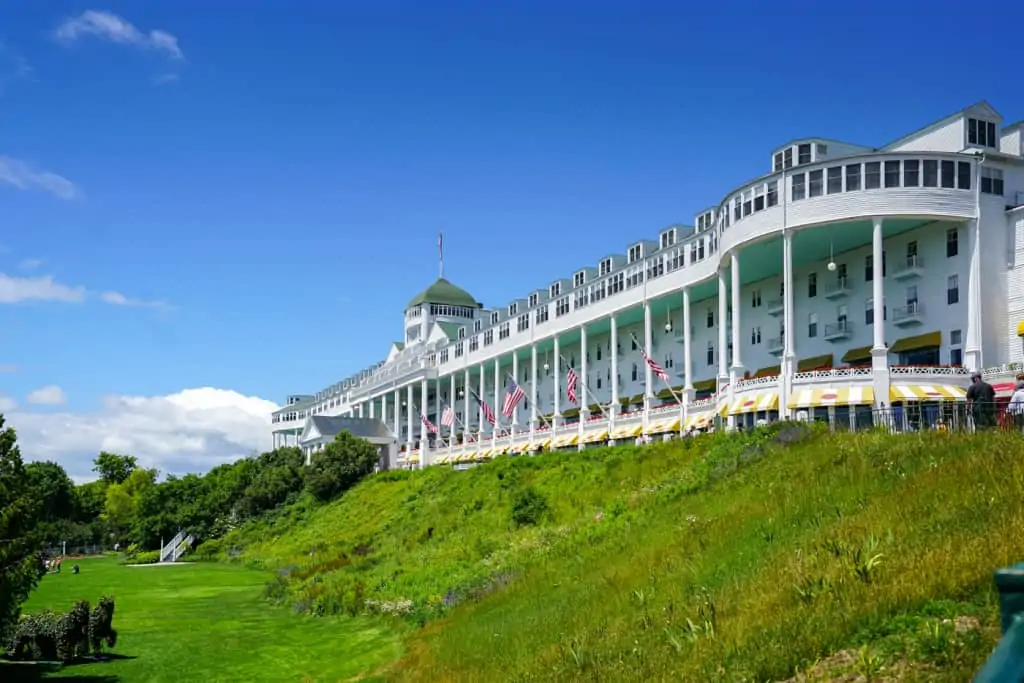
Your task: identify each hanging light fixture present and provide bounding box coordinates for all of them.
[827,238,837,272]
[664,308,673,333]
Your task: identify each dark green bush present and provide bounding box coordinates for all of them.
[510,487,548,527]
[5,596,116,662]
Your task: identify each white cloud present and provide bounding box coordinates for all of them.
[5,387,279,479]
[27,385,66,406]
[18,258,44,271]
[55,11,184,61]
[0,272,167,308]
[0,156,79,200]
[0,396,17,412]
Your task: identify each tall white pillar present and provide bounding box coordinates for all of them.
[492,358,500,450]
[463,368,472,443]
[781,231,795,418]
[380,393,387,429]
[511,352,520,434]
[609,315,619,433]
[553,336,561,422]
[717,269,730,427]
[682,287,693,433]
[392,389,400,440]
[870,217,891,408]
[529,344,538,448]
[478,363,486,439]
[643,300,653,432]
[964,218,983,370]
[405,384,414,452]
[730,251,743,379]
[448,373,456,459]
[419,379,429,467]
[368,398,375,420]
[579,325,589,449]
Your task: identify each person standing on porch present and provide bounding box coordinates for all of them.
[1008,381,1024,432]
[966,372,996,429]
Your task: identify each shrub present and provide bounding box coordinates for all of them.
[121,549,160,565]
[510,487,548,527]
[5,597,116,662]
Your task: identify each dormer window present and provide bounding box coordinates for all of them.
[773,152,783,172]
[968,118,997,148]
[573,271,586,288]
[599,258,613,276]
[816,143,828,157]
[783,147,793,169]
[627,244,643,263]
[528,292,539,307]
[490,311,500,325]
[660,229,676,248]
[798,143,811,165]
[508,302,519,316]
[458,326,466,340]
[473,319,482,332]
[549,282,561,298]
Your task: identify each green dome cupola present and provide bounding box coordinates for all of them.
[406,278,478,310]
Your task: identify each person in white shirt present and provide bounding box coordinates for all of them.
[1008,381,1024,431]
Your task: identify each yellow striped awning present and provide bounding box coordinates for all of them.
[889,384,967,401]
[491,445,510,456]
[727,391,780,416]
[458,451,476,462]
[787,386,875,409]
[406,452,421,462]
[611,423,643,439]
[581,429,609,444]
[471,451,490,462]
[684,412,714,430]
[1018,320,1024,337]
[645,417,681,435]
[530,438,552,451]
[550,433,580,448]
[435,454,449,464]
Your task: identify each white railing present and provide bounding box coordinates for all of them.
[735,375,780,391]
[171,535,194,562]
[983,363,1024,379]
[890,365,971,377]
[159,530,186,563]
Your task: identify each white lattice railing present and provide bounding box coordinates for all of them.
[889,365,971,377]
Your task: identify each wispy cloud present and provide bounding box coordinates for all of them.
[0,156,79,200]
[27,385,66,406]
[0,273,168,309]
[55,11,184,61]
[18,258,44,271]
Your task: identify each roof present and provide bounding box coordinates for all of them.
[406,278,478,310]
[436,321,462,341]
[308,415,394,441]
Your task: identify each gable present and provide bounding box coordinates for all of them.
[386,343,404,363]
[299,418,321,443]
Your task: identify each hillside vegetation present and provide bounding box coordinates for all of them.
[217,425,1024,681]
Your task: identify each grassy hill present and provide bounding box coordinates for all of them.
[218,425,1024,681]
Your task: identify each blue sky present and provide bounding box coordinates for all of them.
[2,1,1024,474]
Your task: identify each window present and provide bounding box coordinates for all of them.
[950,347,963,366]
[767,180,778,207]
[968,118,997,148]
[664,353,674,368]
[957,161,971,190]
[865,299,873,325]
[783,147,793,168]
[508,302,518,316]
[884,161,901,188]
[549,282,561,298]
[707,308,714,328]
[631,363,638,381]
[951,329,963,345]
[792,173,806,200]
[808,169,823,197]
[469,336,479,351]
[742,190,752,216]
[458,326,466,340]
[923,160,938,187]
[529,293,540,307]
[536,306,549,324]
[706,342,715,366]
[940,160,955,188]
[808,313,818,338]
[484,330,494,346]
[946,228,958,257]
[498,322,510,340]
[817,143,828,157]
[734,196,742,221]
[906,285,918,308]
[774,152,783,172]
[474,319,482,332]
[488,311,499,325]
[573,271,586,288]
[906,240,918,265]
[808,272,817,298]
[660,229,676,249]
[555,297,570,317]
[455,342,464,357]
[751,326,761,344]
[845,163,861,191]
[837,304,848,324]
[628,244,643,263]
[827,166,842,194]
[599,258,613,276]
[754,184,765,211]
[865,162,881,189]
[865,254,873,282]
[752,289,761,307]
[517,313,530,332]
[903,159,919,186]
[947,275,959,305]
[596,345,602,361]
[981,167,1004,195]
[798,143,811,165]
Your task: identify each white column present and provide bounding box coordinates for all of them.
[392,389,400,440]
[717,269,730,427]
[448,374,456,459]
[643,300,653,432]
[870,217,891,408]
[964,218,983,370]
[682,287,693,433]
[380,393,387,430]
[368,398,375,420]
[478,363,486,440]
[511,352,520,437]
[781,231,795,418]
[579,324,589,449]
[609,315,619,434]
[463,368,472,445]
[529,344,538,448]
[492,358,500,450]
[553,336,561,422]
[419,379,429,467]
[405,384,414,452]
[730,251,743,378]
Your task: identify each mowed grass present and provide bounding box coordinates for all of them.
[224,427,1024,681]
[12,557,402,683]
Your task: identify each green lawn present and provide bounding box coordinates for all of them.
[8,557,402,683]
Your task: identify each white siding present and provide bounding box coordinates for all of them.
[1008,212,1024,364]
[887,118,965,153]
[1000,127,1022,157]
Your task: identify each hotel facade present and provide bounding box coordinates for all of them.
[273,101,1024,467]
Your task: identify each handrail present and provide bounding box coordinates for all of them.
[974,563,1024,681]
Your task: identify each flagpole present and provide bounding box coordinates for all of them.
[438,229,444,279]
[630,332,683,406]
[558,354,614,421]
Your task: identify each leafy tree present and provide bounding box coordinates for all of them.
[304,431,381,502]
[26,461,77,524]
[0,416,45,644]
[92,452,137,485]
[103,467,156,541]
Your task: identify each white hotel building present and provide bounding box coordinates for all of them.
[273,101,1024,467]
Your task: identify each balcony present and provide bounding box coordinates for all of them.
[767,298,784,317]
[767,336,784,354]
[893,302,924,327]
[824,320,854,341]
[892,254,924,281]
[823,276,853,300]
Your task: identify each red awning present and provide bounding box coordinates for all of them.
[993,382,1017,397]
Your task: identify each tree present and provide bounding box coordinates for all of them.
[304,431,381,502]
[26,461,77,524]
[103,467,156,541]
[0,416,45,644]
[92,452,137,485]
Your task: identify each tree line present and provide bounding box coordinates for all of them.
[0,413,382,645]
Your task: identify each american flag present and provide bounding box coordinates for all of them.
[472,389,497,426]
[566,366,578,404]
[421,412,438,433]
[440,404,455,427]
[635,335,671,383]
[502,378,525,417]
